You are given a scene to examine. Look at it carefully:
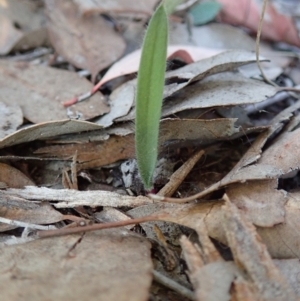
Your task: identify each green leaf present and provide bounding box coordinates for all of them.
[189,1,222,26]
[135,3,168,189]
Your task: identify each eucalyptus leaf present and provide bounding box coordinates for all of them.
[189,1,222,26]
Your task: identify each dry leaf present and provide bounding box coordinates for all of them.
[217,0,300,47]
[160,72,277,118]
[0,61,109,123]
[0,229,152,301]
[0,102,23,139]
[185,23,257,50]
[46,0,126,80]
[274,259,300,297]
[33,118,252,168]
[98,45,223,88]
[0,193,63,232]
[226,180,287,227]
[0,163,34,188]
[0,0,48,55]
[73,0,158,16]
[180,231,240,301]
[3,186,153,208]
[117,50,270,122]
[222,198,297,301]
[0,120,104,149]
[257,126,300,176]
[258,192,300,259]
[35,134,135,169]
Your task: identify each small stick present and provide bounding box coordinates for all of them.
[255,0,275,87]
[37,215,165,238]
[152,270,194,300]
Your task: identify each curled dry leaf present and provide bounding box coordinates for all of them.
[0,163,35,188]
[0,192,64,232]
[226,180,287,227]
[0,229,152,301]
[107,49,266,123]
[0,0,48,55]
[98,45,223,88]
[0,61,109,124]
[45,0,126,80]
[217,0,300,47]
[160,72,277,118]
[0,102,23,139]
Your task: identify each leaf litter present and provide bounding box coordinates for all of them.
[1,0,300,299]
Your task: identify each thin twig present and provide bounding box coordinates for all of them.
[37,215,165,238]
[255,0,276,87]
[153,270,195,300]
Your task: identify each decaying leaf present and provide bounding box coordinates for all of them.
[45,0,126,80]
[0,229,153,301]
[0,0,48,55]
[0,61,109,123]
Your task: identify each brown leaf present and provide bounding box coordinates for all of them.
[180,235,239,301]
[0,61,109,123]
[45,0,126,80]
[0,120,104,149]
[0,229,153,301]
[0,193,63,232]
[226,180,286,227]
[36,134,135,169]
[258,192,300,259]
[0,0,48,55]
[0,163,34,188]
[222,197,297,301]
